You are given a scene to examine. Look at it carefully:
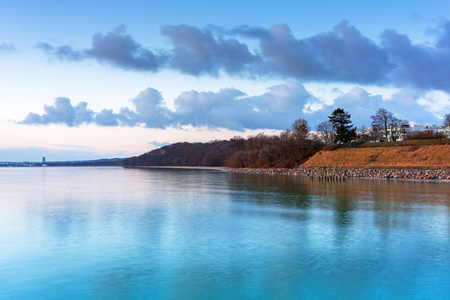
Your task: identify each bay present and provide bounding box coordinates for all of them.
[0,167,449,299]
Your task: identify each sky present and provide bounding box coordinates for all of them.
[1,0,449,161]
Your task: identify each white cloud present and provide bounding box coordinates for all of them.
[417,90,450,119]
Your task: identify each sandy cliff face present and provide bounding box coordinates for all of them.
[301,144,450,168]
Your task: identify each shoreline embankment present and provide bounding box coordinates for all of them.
[301,144,450,169]
[126,166,450,181]
[227,167,450,181]
[125,144,450,181]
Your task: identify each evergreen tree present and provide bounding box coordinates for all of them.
[328,108,356,144]
[291,118,310,141]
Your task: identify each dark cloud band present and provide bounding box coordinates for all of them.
[37,21,450,93]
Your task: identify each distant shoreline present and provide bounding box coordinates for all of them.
[125,166,227,171]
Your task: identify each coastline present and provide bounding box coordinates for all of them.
[124,165,450,182]
[227,167,450,182]
[125,166,227,171]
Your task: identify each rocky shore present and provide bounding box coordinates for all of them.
[227,167,450,181]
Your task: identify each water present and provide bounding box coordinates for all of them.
[0,167,449,299]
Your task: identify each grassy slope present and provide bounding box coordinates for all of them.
[358,139,450,147]
[301,144,450,168]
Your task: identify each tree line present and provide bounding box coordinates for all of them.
[123,120,322,168]
[124,108,361,168]
[124,108,450,168]
[317,109,449,143]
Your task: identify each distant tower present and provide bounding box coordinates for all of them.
[42,157,46,163]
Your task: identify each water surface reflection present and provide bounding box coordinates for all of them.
[0,168,448,299]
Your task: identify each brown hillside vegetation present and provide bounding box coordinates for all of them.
[301,144,450,168]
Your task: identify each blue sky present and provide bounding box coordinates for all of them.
[1,1,449,161]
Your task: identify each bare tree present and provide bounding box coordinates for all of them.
[444,113,450,128]
[355,125,370,142]
[316,121,335,144]
[368,126,383,142]
[371,108,393,141]
[389,119,410,141]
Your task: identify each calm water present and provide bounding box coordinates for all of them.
[0,167,449,299]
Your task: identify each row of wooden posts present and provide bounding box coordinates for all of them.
[318,163,346,181]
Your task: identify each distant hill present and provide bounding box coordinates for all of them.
[0,158,125,167]
[47,158,125,166]
[123,134,322,168]
[123,141,237,167]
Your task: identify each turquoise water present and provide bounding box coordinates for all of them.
[0,167,449,299]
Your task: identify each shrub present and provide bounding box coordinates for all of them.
[367,153,378,162]
[323,143,340,151]
[344,141,366,147]
[405,130,446,140]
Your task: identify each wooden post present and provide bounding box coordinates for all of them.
[342,163,346,181]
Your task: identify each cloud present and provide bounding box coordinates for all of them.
[21,98,94,126]
[20,88,173,128]
[437,20,450,49]
[87,25,166,71]
[0,42,16,53]
[172,88,247,129]
[22,97,75,126]
[39,25,166,71]
[38,21,450,92]
[387,90,446,124]
[74,102,95,124]
[171,81,318,130]
[381,27,450,92]
[161,24,258,76]
[305,87,442,127]
[89,88,173,128]
[19,82,313,130]
[130,88,173,127]
[308,87,384,126]
[234,21,393,84]
[94,109,120,126]
[20,82,445,130]
[38,43,84,61]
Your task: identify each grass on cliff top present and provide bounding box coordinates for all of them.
[302,143,450,168]
[339,139,450,149]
